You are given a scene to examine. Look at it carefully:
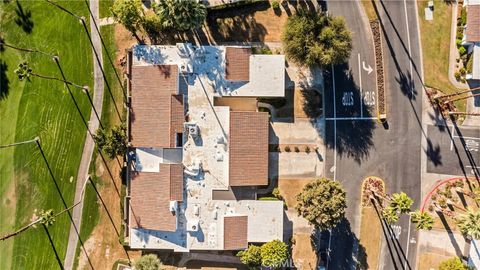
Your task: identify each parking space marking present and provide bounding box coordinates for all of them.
[358,53,363,118]
[452,135,480,140]
[325,117,378,121]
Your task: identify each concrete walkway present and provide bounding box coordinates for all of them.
[64,1,105,269]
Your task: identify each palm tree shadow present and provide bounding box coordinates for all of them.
[43,225,65,269]
[425,138,442,167]
[14,0,34,34]
[0,60,9,100]
[324,65,376,164]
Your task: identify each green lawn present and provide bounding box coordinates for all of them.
[417,0,466,112]
[99,0,114,19]
[73,23,125,268]
[0,1,93,269]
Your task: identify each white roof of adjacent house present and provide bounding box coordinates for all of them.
[132,44,285,97]
[473,43,480,80]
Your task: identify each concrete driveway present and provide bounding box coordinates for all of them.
[269,119,325,178]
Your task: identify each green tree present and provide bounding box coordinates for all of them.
[134,254,163,270]
[382,206,399,225]
[237,245,262,268]
[295,178,346,230]
[94,123,127,159]
[455,207,480,240]
[439,257,471,270]
[155,0,207,31]
[111,0,143,37]
[260,240,288,268]
[390,192,413,214]
[410,210,434,230]
[282,10,352,66]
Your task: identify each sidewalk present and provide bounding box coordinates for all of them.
[63,1,105,269]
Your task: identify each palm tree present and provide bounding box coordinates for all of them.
[455,207,480,240]
[15,61,87,90]
[382,206,399,225]
[1,204,77,241]
[390,192,414,214]
[410,210,434,230]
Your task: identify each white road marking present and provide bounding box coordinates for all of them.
[452,135,480,140]
[332,64,337,183]
[362,61,373,75]
[403,0,414,95]
[466,165,480,169]
[404,215,412,270]
[328,64,337,270]
[358,53,364,117]
[391,225,402,239]
[326,117,378,121]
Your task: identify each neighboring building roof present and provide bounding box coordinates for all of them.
[229,111,269,186]
[467,5,480,42]
[223,216,248,250]
[169,164,184,201]
[130,65,182,148]
[225,47,251,81]
[130,164,183,232]
[473,43,480,79]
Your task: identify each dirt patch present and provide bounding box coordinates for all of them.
[358,207,382,270]
[278,179,315,208]
[291,233,317,270]
[77,157,141,270]
[417,252,451,270]
[204,2,288,43]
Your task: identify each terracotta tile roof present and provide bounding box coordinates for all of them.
[169,164,184,202]
[229,111,269,186]
[130,65,184,148]
[225,47,251,81]
[223,216,248,250]
[467,5,480,42]
[129,164,179,231]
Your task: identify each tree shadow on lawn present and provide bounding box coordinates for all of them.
[14,0,34,34]
[0,60,9,101]
[323,64,375,164]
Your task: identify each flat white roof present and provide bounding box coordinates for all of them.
[472,43,480,80]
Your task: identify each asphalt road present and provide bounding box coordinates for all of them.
[324,0,424,269]
[427,124,480,176]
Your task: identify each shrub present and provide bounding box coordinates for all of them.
[284,145,291,152]
[272,187,282,199]
[111,0,143,35]
[271,0,280,9]
[460,67,466,75]
[456,27,464,40]
[134,254,163,270]
[461,7,467,26]
[459,46,467,56]
[294,146,300,152]
[237,245,262,268]
[305,146,311,153]
[260,240,289,268]
[456,39,462,48]
[454,71,461,81]
[439,256,470,270]
[142,12,162,36]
